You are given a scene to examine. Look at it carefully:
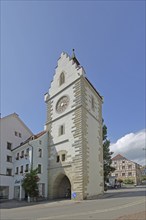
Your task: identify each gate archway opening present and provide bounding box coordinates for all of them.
[53,174,71,200]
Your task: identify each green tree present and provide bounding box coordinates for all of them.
[22,168,40,200]
[103,123,115,183]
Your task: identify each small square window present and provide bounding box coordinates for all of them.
[128,172,132,176]
[122,173,125,176]
[7,142,12,150]
[128,165,132,169]
[7,156,12,163]
[56,155,60,163]
[6,169,12,176]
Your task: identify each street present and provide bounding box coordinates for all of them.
[1,186,146,220]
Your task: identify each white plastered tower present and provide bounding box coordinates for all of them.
[44,51,104,200]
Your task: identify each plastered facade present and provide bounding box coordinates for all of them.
[45,52,104,200]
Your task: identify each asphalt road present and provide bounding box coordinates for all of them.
[1,186,146,220]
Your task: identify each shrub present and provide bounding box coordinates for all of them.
[123,178,134,184]
[117,178,123,183]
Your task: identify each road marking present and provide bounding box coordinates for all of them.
[37,198,145,220]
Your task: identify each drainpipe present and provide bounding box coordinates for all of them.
[28,142,34,169]
[26,142,34,202]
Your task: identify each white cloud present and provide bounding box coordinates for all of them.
[110,129,146,166]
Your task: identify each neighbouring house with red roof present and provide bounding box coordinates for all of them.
[111,154,142,185]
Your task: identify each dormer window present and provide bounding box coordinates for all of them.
[59,72,65,86]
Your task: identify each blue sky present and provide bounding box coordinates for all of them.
[1,0,145,161]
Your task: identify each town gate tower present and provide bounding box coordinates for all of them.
[44,51,104,200]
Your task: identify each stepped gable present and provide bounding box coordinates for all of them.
[112,154,127,161]
[48,51,86,97]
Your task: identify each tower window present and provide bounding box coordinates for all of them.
[56,155,60,163]
[59,125,65,136]
[59,72,65,86]
[62,154,66,162]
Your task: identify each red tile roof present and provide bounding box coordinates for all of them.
[112,154,127,161]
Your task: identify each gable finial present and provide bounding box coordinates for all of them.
[72,48,75,58]
[71,49,80,66]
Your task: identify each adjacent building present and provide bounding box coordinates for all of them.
[12,131,49,200]
[111,154,142,185]
[45,51,104,200]
[0,113,33,199]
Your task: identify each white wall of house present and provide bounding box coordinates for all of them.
[0,113,33,200]
[13,132,49,200]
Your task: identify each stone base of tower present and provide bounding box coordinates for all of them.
[47,167,104,201]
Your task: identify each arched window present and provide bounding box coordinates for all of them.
[59,72,65,86]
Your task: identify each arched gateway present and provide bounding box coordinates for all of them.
[52,174,71,199]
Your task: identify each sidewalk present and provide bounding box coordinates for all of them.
[0,198,74,209]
